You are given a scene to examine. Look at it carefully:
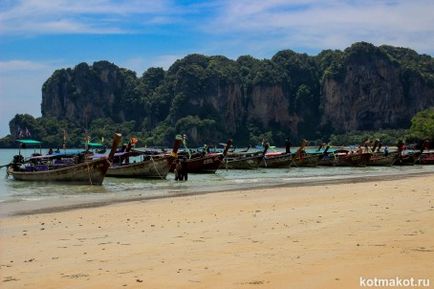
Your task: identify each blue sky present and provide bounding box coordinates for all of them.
[1,0,433,137]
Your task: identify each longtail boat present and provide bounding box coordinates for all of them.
[7,157,110,185]
[261,152,292,168]
[290,140,319,167]
[223,153,262,169]
[107,154,172,179]
[417,151,434,164]
[106,137,181,179]
[181,153,224,173]
[170,139,232,174]
[318,153,337,166]
[290,153,319,167]
[223,144,268,169]
[394,152,418,166]
[367,152,398,166]
[6,134,121,185]
[316,145,338,166]
[334,151,372,167]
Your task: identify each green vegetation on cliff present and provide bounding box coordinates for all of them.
[410,107,434,139]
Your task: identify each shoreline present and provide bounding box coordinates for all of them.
[4,170,434,217]
[1,173,433,289]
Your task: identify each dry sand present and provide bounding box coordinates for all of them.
[1,175,433,289]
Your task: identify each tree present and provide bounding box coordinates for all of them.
[410,107,434,139]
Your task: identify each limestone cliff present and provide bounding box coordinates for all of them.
[42,61,140,125]
[38,42,434,145]
[320,43,434,133]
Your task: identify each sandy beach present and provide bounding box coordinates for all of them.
[1,175,433,289]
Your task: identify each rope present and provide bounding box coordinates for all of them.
[150,156,165,180]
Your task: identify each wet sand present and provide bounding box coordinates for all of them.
[1,175,433,288]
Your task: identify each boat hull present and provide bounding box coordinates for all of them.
[170,154,223,173]
[417,152,434,164]
[107,156,171,179]
[318,154,337,166]
[8,158,110,185]
[394,154,418,166]
[368,152,398,166]
[186,154,223,173]
[290,154,319,167]
[261,153,292,168]
[335,153,372,167]
[223,155,262,169]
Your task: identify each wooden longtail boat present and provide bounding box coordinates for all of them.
[182,153,225,173]
[170,139,232,174]
[290,140,319,167]
[317,154,337,166]
[260,152,292,168]
[290,154,319,167]
[223,153,263,169]
[394,153,418,166]
[417,152,434,164]
[106,137,181,179]
[316,146,337,166]
[6,134,121,185]
[223,144,268,169]
[367,152,398,166]
[317,148,372,167]
[7,158,110,185]
[107,155,172,179]
[335,152,372,167]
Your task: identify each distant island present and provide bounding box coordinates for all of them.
[1,41,433,148]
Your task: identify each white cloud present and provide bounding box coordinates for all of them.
[208,0,434,54]
[0,60,53,72]
[0,0,176,35]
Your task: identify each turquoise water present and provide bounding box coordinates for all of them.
[1,148,433,216]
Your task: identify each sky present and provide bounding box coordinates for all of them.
[1,0,433,137]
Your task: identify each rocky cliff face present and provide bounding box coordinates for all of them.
[320,44,434,133]
[39,42,434,145]
[42,61,139,125]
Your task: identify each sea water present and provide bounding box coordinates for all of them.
[1,148,433,216]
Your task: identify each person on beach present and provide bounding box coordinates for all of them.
[372,139,382,152]
[202,144,209,156]
[174,158,188,181]
[285,138,291,154]
[384,146,389,156]
[397,140,405,155]
[363,138,371,153]
[423,139,430,152]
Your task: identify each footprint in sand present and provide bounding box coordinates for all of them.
[3,276,19,282]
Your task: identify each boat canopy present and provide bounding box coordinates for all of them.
[305,148,338,154]
[29,152,80,160]
[86,142,105,147]
[17,139,42,145]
